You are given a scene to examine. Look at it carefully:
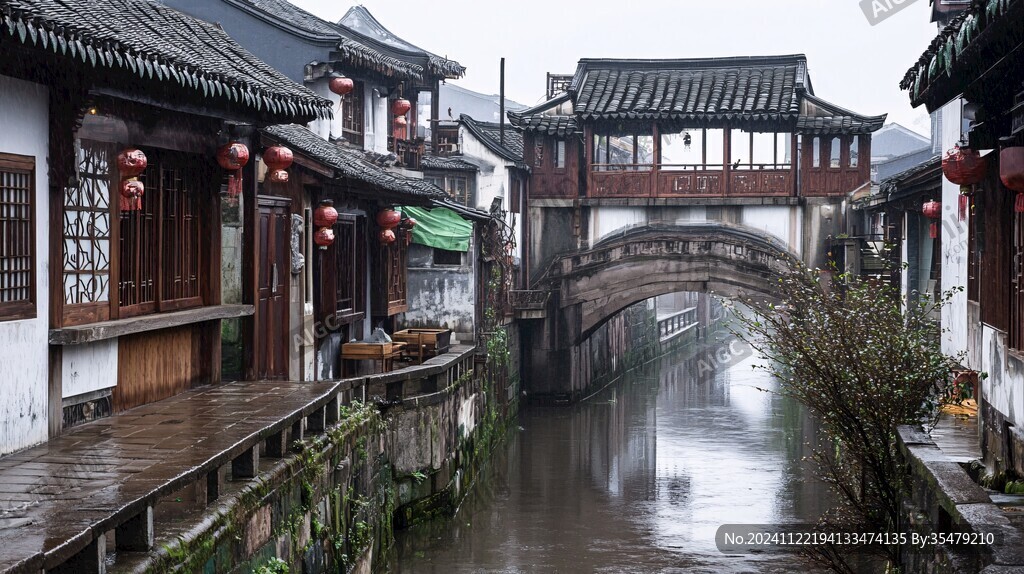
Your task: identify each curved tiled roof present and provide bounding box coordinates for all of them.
[459,114,527,169]
[900,0,1022,109]
[339,5,465,79]
[880,155,942,197]
[262,124,447,200]
[797,94,887,135]
[569,55,808,123]
[421,155,479,172]
[0,0,332,120]
[507,93,579,137]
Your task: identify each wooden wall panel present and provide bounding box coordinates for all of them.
[113,323,211,412]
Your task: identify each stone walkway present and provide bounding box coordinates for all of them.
[0,379,348,573]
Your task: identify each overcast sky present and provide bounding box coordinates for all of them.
[292,0,941,135]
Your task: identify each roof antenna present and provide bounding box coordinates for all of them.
[500,57,506,147]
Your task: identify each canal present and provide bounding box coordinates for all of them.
[388,335,832,573]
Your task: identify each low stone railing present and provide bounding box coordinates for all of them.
[896,426,1024,573]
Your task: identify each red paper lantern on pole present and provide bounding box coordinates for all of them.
[394,115,407,127]
[313,200,339,227]
[264,145,293,185]
[217,142,250,203]
[329,77,354,97]
[943,144,987,221]
[379,228,396,245]
[376,209,401,230]
[314,227,335,249]
[922,200,942,238]
[391,98,411,117]
[116,148,148,211]
[1000,147,1024,213]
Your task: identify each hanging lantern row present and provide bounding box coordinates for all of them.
[264,145,294,184]
[116,148,147,212]
[1001,147,1024,213]
[922,200,942,239]
[217,142,250,203]
[313,200,339,250]
[942,144,987,221]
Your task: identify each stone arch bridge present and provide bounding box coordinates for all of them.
[514,222,798,402]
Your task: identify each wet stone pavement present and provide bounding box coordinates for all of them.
[0,379,342,573]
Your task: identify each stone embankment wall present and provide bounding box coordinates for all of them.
[138,344,516,573]
[896,426,1024,574]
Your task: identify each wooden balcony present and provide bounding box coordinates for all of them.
[589,164,795,198]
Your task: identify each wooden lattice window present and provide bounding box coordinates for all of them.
[119,151,206,317]
[335,214,367,321]
[341,81,365,147]
[0,153,36,321]
[373,237,408,316]
[63,141,112,325]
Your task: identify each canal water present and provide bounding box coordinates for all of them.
[388,336,832,573]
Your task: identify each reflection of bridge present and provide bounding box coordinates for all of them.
[517,222,797,401]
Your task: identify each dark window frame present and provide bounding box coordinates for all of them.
[432,248,462,266]
[341,80,365,147]
[118,150,208,318]
[0,153,36,321]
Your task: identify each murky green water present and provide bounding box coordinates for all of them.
[389,337,833,573]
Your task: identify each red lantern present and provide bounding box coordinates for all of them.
[1001,147,1024,213]
[314,200,339,227]
[120,179,144,212]
[329,77,354,97]
[314,227,335,249]
[922,200,942,238]
[116,148,147,178]
[376,209,401,229]
[264,146,293,185]
[264,146,293,170]
[391,98,411,116]
[217,142,250,202]
[943,145,988,221]
[394,115,407,127]
[379,228,396,244]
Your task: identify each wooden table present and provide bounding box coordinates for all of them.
[392,329,452,364]
[340,342,406,376]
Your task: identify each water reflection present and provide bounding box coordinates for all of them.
[390,339,830,573]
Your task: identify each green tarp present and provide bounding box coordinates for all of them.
[400,206,473,252]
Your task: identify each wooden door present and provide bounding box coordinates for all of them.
[256,197,290,379]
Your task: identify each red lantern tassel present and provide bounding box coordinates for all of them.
[930,222,939,239]
[959,193,968,221]
[1017,193,1024,214]
[227,170,243,205]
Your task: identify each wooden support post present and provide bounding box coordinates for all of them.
[51,534,106,574]
[207,466,227,503]
[231,445,260,479]
[265,429,288,458]
[307,405,326,433]
[325,395,340,426]
[115,506,154,551]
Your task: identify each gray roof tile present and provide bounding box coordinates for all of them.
[0,0,332,120]
[262,124,447,200]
